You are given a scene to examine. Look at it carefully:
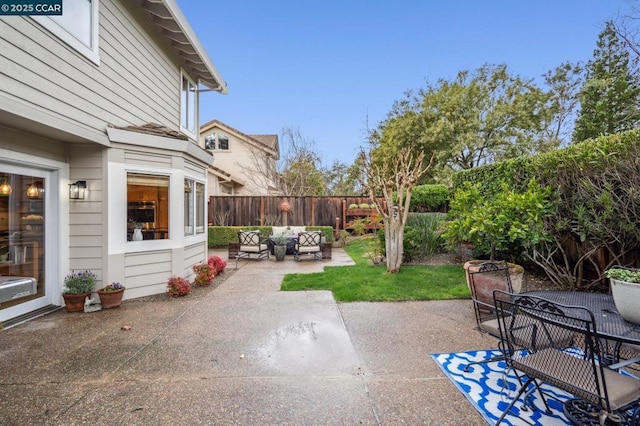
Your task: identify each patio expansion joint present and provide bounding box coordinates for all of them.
[336,303,382,425]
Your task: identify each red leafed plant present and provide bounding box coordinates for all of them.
[167,276,191,297]
[207,255,227,275]
[192,262,215,287]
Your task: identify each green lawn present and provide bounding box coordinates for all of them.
[281,237,470,302]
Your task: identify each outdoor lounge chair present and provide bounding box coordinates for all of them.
[493,290,640,425]
[293,231,322,261]
[236,230,269,268]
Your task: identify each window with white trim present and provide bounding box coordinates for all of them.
[218,134,229,150]
[184,178,205,236]
[33,0,99,63]
[203,133,230,151]
[204,134,216,150]
[181,74,198,137]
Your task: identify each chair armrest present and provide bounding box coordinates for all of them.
[609,355,640,370]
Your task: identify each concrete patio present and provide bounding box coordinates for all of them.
[0,248,496,425]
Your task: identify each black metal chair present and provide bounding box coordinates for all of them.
[493,290,640,425]
[463,261,513,372]
[293,231,322,261]
[236,230,269,268]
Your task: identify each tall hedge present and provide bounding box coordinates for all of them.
[450,128,640,290]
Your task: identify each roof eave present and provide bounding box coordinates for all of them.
[139,0,228,94]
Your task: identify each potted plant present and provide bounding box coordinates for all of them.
[97,282,125,309]
[605,266,640,324]
[62,270,97,312]
[192,262,215,286]
[273,233,287,261]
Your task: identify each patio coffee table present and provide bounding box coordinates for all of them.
[267,235,296,255]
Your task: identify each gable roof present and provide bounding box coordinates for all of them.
[138,0,227,93]
[201,119,279,158]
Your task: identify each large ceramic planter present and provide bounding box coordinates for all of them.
[97,288,125,309]
[62,292,90,312]
[464,260,524,294]
[610,278,640,324]
[274,245,286,261]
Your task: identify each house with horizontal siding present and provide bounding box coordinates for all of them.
[0,0,226,325]
[200,119,280,196]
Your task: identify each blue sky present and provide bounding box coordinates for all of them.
[177,0,633,166]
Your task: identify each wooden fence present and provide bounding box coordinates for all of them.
[208,196,383,231]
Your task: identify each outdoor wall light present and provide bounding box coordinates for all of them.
[69,180,87,200]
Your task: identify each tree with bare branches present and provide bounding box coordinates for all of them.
[360,145,433,273]
[241,127,326,197]
[613,2,640,58]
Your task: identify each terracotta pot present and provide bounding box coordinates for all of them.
[62,292,90,312]
[97,288,125,309]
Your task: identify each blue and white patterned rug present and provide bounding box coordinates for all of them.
[430,350,573,426]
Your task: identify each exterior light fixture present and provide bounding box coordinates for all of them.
[69,180,87,200]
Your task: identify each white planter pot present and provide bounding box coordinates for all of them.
[610,278,640,324]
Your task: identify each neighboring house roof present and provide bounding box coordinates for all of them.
[209,165,245,186]
[138,0,227,93]
[250,134,279,153]
[200,119,279,158]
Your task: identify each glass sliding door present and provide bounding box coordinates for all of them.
[0,171,46,309]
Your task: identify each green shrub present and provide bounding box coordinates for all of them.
[359,203,370,209]
[410,184,451,212]
[407,213,448,257]
[348,203,359,209]
[351,218,367,236]
[442,179,553,262]
[377,214,447,262]
[207,226,333,248]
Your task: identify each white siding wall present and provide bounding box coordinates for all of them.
[68,145,105,288]
[0,0,183,144]
[106,143,209,299]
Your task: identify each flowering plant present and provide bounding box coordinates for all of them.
[100,282,125,292]
[207,255,227,275]
[192,263,215,287]
[167,276,191,297]
[63,270,97,294]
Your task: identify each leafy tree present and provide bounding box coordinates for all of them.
[573,21,640,142]
[540,62,583,149]
[372,64,549,181]
[324,158,364,195]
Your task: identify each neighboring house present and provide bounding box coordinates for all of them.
[200,120,279,196]
[0,1,226,325]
